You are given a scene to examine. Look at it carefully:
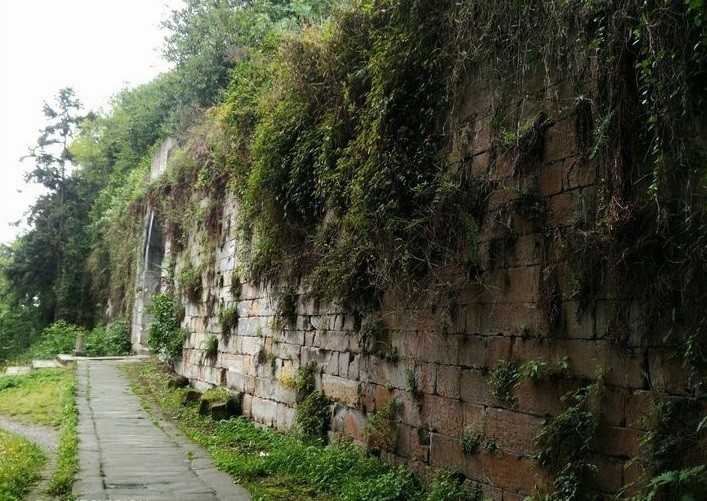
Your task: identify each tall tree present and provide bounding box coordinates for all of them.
[4,88,92,325]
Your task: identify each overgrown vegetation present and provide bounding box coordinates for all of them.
[146,291,186,362]
[533,380,602,500]
[365,399,402,454]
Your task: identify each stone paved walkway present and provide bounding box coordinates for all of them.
[74,359,251,501]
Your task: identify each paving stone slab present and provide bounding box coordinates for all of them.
[73,359,251,501]
[32,359,64,369]
[5,366,31,375]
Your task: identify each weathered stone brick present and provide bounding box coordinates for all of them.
[322,374,360,407]
[422,394,463,438]
[481,450,552,496]
[594,425,644,458]
[514,378,579,417]
[408,426,429,463]
[585,454,624,494]
[251,396,277,427]
[648,348,691,395]
[343,409,367,443]
[462,402,486,434]
[430,433,464,469]
[415,362,437,394]
[458,335,487,368]
[624,390,654,431]
[538,158,566,197]
[460,368,494,406]
[483,408,542,455]
[275,402,294,432]
[436,364,461,399]
[543,117,578,163]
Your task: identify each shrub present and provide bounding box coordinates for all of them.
[146,292,187,362]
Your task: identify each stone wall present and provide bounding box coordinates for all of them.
[136,67,702,499]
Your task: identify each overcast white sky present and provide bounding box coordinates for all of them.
[0,0,183,244]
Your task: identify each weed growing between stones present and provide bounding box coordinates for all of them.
[203,333,218,362]
[218,304,239,339]
[459,432,496,456]
[178,259,203,304]
[275,285,298,329]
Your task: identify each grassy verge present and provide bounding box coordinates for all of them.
[47,370,79,498]
[126,359,482,500]
[0,428,46,501]
[0,365,78,499]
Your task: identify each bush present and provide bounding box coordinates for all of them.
[84,317,132,356]
[26,321,86,358]
[146,292,187,362]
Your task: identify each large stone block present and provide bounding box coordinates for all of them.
[251,396,278,427]
[322,374,360,407]
[422,394,463,438]
[480,449,551,496]
[430,432,464,470]
[483,408,542,455]
[435,364,461,399]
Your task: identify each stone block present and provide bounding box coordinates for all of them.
[462,403,486,435]
[251,396,278,427]
[240,336,263,357]
[594,425,643,458]
[648,348,691,395]
[548,188,590,228]
[276,402,294,432]
[415,362,437,395]
[514,378,579,417]
[543,117,578,163]
[322,374,360,407]
[481,449,551,496]
[460,368,494,406]
[361,356,413,390]
[538,158,565,197]
[436,364,461,399]
[323,350,340,376]
[483,408,542,455]
[343,408,367,443]
[429,433,464,470]
[585,454,624,494]
[458,334,487,368]
[300,346,332,367]
[624,390,654,431]
[422,394,463,438]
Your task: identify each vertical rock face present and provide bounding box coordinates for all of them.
[134,61,704,498]
[131,139,178,353]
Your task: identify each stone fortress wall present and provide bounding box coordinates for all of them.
[131,64,702,499]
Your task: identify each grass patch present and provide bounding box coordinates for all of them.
[0,365,78,498]
[0,367,73,427]
[0,428,46,501]
[126,359,455,500]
